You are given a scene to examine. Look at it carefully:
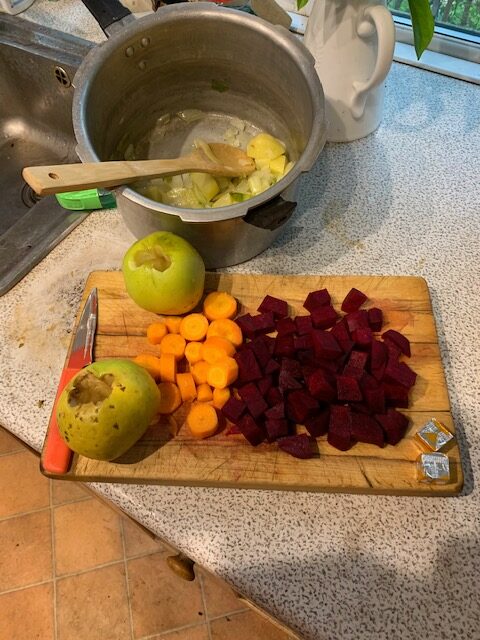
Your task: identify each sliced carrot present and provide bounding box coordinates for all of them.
[207,357,238,389]
[133,354,162,381]
[191,360,210,385]
[165,316,183,334]
[203,291,237,321]
[179,313,209,342]
[212,387,231,409]
[201,336,236,364]
[186,402,218,439]
[206,318,243,348]
[157,382,182,414]
[146,322,168,345]
[159,352,177,383]
[160,333,186,360]
[176,372,197,403]
[185,341,204,365]
[197,383,213,403]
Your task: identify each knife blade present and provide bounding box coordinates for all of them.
[41,288,98,475]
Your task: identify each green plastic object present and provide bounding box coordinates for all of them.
[55,188,116,211]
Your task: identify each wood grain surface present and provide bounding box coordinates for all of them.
[41,271,463,496]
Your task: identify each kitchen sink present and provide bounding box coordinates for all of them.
[0,16,93,295]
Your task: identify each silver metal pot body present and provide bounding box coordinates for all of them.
[73,3,326,268]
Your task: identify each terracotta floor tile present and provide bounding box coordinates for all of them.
[0,510,52,593]
[0,582,54,640]
[199,570,246,618]
[150,625,210,639]
[0,450,50,519]
[51,479,89,505]
[122,516,166,557]
[128,551,204,638]
[56,564,131,640]
[54,498,124,576]
[210,610,294,640]
[0,427,23,455]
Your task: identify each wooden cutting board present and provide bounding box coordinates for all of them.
[41,271,463,496]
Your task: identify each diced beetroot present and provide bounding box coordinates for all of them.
[235,314,256,340]
[370,340,387,370]
[286,390,319,424]
[359,371,379,391]
[249,336,271,369]
[383,360,417,389]
[294,334,313,351]
[276,317,296,337]
[368,307,383,332]
[375,409,409,445]
[274,334,295,358]
[265,418,289,441]
[371,363,386,382]
[327,405,352,451]
[237,414,266,446]
[385,340,402,361]
[238,383,268,419]
[295,315,313,335]
[341,288,368,313]
[382,329,411,358]
[351,413,384,447]
[345,310,369,333]
[234,349,262,384]
[382,382,409,408]
[265,402,285,420]
[311,330,342,360]
[266,386,283,406]
[226,423,241,435]
[280,357,303,379]
[262,334,276,354]
[278,434,315,459]
[304,407,330,437]
[257,376,273,396]
[306,369,336,402]
[330,319,354,354]
[297,350,316,366]
[301,364,318,381]
[311,305,338,330]
[258,294,288,318]
[279,369,303,393]
[264,358,280,375]
[316,358,343,374]
[222,396,246,423]
[352,327,373,348]
[344,350,368,377]
[250,312,275,335]
[350,402,372,415]
[303,289,331,312]
[364,386,385,415]
[336,375,363,402]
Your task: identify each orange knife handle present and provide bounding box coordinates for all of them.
[42,367,80,475]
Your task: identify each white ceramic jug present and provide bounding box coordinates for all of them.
[304,0,395,142]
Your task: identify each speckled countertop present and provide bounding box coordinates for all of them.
[2,2,480,638]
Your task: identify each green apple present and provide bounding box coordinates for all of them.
[57,359,160,461]
[122,231,205,314]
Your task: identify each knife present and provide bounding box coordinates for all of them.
[41,288,98,475]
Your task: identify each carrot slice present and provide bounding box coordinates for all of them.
[203,291,237,321]
[186,402,218,439]
[165,316,183,334]
[206,318,243,348]
[191,360,210,385]
[201,336,236,364]
[197,383,213,403]
[176,372,197,403]
[133,354,162,381]
[146,322,168,345]
[207,357,238,389]
[212,387,231,409]
[157,382,182,414]
[179,313,209,342]
[185,341,204,365]
[160,333,186,360]
[159,353,177,383]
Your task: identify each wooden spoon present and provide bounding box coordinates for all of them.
[22,143,256,196]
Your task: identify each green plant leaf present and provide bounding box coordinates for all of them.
[408,0,435,58]
[297,0,309,9]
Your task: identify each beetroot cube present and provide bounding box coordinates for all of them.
[304,407,330,437]
[257,376,273,396]
[382,382,409,408]
[266,386,283,406]
[235,314,256,339]
[350,402,372,415]
[287,390,319,424]
[238,383,268,419]
[365,387,385,414]
[297,350,316,366]
[311,330,342,360]
[352,327,373,348]
[274,334,295,358]
[279,369,303,393]
[371,363,386,382]
[234,349,262,384]
[258,294,288,318]
[303,289,330,312]
[249,336,271,369]
[262,334,276,355]
[375,409,409,445]
[307,369,336,402]
[330,320,354,354]
[382,329,411,358]
[311,305,338,330]
[344,350,369,377]
[359,371,379,392]
[345,310,369,333]
[316,358,342,374]
[328,405,352,451]
[295,315,313,335]
[278,434,314,459]
[264,358,280,375]
[368,308,383,332]
[301,364,318,381]
[250,312,275,335]
[276,317,296,337]
[294,334,313,351]
[280,358,303,379]
[265,402,285,420]
[351,413,384,447]
[370,340,387,370]
[222,396,246,423]
[265,418,289,441]
[237,414,266,446]
[226,423,241,435]
[336,375,363,401]
[341,288,368,313]
[383,361,417,389]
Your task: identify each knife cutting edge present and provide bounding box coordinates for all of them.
[41,288,98,475]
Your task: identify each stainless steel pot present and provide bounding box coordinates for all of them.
[74,1,326,268]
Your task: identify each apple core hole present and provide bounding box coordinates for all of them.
[134,247,171,272]
[68,371,114,407]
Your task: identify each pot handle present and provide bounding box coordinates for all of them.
[244,197,296,231]
[80,0,134,37]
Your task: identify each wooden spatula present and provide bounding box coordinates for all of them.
[22,143,256,196]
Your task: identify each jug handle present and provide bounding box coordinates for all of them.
[349,5,395,120]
